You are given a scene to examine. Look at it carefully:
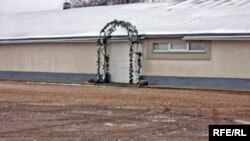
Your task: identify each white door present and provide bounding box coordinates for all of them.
[109,42,130,83]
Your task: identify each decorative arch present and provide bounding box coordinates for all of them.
[96,20,142,84]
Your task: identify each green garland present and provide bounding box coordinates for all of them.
[96,20,142,84]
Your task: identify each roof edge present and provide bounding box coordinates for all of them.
[1,33,250,44]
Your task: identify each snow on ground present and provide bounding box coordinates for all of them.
[0,81,249,140]
[234,119,250,124]
[0,0,250,40]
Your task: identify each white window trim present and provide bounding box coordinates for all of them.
[153,42,205,53]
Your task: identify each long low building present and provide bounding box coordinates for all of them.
[0,0,250,89]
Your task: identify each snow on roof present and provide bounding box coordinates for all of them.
[1,0,250,40]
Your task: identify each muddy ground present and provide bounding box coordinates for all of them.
[0,81,249,141]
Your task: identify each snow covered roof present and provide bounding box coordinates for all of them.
[1,0,250,40]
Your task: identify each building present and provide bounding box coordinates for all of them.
[0,0,250,89]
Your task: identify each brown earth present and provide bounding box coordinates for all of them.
[0,81,249,141]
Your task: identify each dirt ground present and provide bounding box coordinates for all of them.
[0,81,249,141]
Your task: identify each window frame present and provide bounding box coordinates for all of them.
[153,43,170,52]
[152,42,205,53]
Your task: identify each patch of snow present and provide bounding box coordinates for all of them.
[104,123,114,127]
[72,111,96,114]
[106,111,113,115]
[67,124,80,131]
[114,106,148,110]
[234,119,250,124]
[1,0,250,40]
[160,119,176,123]
[72,110,113,116]
[148,115,176,122]
[202,133,209,137]
[121,123,137,127]
[168,130,178,135]
[152,119,158,122]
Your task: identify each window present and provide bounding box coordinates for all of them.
[189,42,205,51]
[153,42,205,53]
[148,40,211,60]
[171,43,187,51]
[153,43,169,52]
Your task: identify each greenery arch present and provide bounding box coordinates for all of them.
[96,20,142,84]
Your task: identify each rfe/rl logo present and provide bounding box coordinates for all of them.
[213,129,247,136]
[209,125,250,141]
